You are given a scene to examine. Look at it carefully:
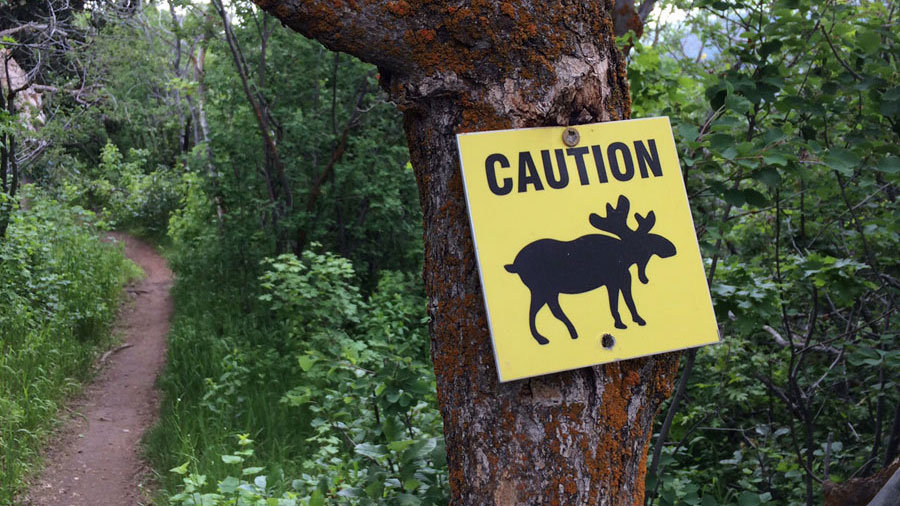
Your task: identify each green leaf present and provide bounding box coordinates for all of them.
[824,148,860,175]
[738,491,761,506]
[242,466,265,475]
[723,189,746,206]
[388,439,417,452]
[708,134,734,152]
[679,124,700,142]
[218,476,240,494]
[170,462,190,475]
[762,152,788,166]
[401,437,437,464]
[875,156,900,174]
[364,480,384,499]
[337,487,363,498]
[725,93,752,114]
[856,29,881,54]
[298,355,316,372]
[880,86,900,116]
[395,494,422,505]
[743,189,769,207]
[354,442,386,460]
[753,166,781,187]
[309,488,325,506]
[382,416,404,441]
[221,454,243,464]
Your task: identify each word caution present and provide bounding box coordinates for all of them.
[484,140,662,195]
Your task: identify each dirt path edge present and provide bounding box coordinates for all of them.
[23,232,172,506]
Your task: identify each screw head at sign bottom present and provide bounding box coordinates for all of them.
[601,333,616,350]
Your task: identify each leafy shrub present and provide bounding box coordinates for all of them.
[159,248,446,505]
[168,435,303,506]
[261,252,445,504]
[64,141,184,236]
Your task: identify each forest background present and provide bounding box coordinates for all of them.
[0,0,898,505]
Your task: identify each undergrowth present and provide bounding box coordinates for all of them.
[145,212,446,505]
[0,187,140,503]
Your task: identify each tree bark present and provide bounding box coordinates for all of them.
[253,1,680,503]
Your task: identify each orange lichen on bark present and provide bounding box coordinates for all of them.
[386,0,411,16]
[632,444,651,505]
[417,28,436,43]
[459,105,511,133]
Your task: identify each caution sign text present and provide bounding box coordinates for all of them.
[457,117,719,382]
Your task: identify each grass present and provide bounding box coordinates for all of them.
[143,267,315,501]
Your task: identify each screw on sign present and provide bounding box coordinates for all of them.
[457,117,719,381]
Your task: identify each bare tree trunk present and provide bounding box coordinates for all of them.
[168,0,189,155]
[1,53,19,238]
[191,40,224,221]
[253,1,680,503]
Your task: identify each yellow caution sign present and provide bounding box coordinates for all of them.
[457,117,719,382]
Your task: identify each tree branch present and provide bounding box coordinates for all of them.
[763,324,841,356]
[252,0,416,73]
[0,23,53,39]
[820,25,863,81]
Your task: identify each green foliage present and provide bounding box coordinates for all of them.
[151,240,445,504]
[0,188,139,502]
[634,0,900,504]
[120,6,437,501]
[260,253,445,504]
[8,0,896,504]
[62,141,185,237]
[195,5,421,275]
[168,435,302,506]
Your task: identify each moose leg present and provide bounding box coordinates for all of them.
[621,275,646,326]
[528,296,550,345]
[547,295,578,340]
[607,287,627,329]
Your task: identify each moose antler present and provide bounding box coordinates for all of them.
[634,211,656,233]
[589,195,631,237]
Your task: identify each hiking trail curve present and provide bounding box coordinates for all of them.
[24,232,171,506]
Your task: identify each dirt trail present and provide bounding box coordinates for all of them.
[24,232,172,506]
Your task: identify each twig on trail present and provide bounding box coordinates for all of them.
[61,404,89,425]
[100,343,133,363]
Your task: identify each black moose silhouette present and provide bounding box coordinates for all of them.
[504,195,677,345]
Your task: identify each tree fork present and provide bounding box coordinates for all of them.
[253,1,680,502]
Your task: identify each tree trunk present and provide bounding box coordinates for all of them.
[192,40,225,221]
[253,1,680,503]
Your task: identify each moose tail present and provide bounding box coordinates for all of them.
[504,263,518,273]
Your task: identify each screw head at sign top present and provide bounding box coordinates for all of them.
[562,127,580,147]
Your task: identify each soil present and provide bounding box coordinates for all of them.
[23,232,172,506]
